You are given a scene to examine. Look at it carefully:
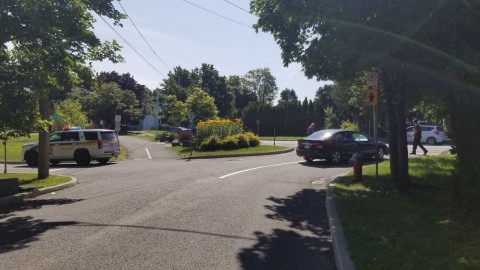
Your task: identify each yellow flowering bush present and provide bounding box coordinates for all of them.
[196,118,243,144]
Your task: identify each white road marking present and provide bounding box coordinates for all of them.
[145,148,152,159]
[219,161,301,179]
[49,169,64,172]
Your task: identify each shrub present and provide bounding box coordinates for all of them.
[236,134,249,149]
[199,135,221,151]
[245,132,260,147]
[196,118,243,145]
[222,135,239,150]
[341,120,359,131]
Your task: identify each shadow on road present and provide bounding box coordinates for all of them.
[238,189,335,270]
[0,198,83,254]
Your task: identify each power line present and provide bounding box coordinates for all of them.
[224,0,253,15]
[181,0,253,29]
[99,15,166,78]
[116,0,171,71]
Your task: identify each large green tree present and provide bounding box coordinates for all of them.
[251,0,480,192]
[1,0,124,178]
[185,87,218,123]
[244,68,278,105]
[71,82,141,128]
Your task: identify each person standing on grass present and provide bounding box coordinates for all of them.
[307,123,315,136]
[410,119,428,155]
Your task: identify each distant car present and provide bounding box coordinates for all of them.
[406,125,446,145]
[159,127,193,143]
[296,129,389,165]
[22,129,120,166]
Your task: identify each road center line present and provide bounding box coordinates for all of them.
[145,148,152,159]
[219,161,301,179]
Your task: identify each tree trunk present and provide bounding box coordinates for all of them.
[382,68,410,192]
[38,93,50,179]
[396,82,410,192]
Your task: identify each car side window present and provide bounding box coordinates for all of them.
[84,131,98,141]
[422,126,433,131]
[61,132,79,141]
[49,133,61,142]
[352,132,369,142]
[406,127,413,132]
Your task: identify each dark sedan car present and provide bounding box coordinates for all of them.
[296,129,389,165]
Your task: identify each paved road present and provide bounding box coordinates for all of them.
[1,136,353,270]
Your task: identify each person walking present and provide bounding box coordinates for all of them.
[307,123,315,136]
[410,119,428,155]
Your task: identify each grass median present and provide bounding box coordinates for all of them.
[170,144,290,158]
[0,173,71,198]
[333,155,479,270]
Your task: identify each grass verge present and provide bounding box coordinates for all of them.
[170,145,290,158]
[1,173,71,197]
[0,135,38,162]
[333,155,480,270]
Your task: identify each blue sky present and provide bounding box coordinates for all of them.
[91,0,328,101]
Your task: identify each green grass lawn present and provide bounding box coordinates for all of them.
[170,144,290,158]
[334,155,480,270]
[0,173,71,197]
[260,136,302,140]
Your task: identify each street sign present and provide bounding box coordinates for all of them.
[50,114,60,121]
[115,115,121,122]
[115,126,121,132]
[365,87,378,106]
[366,72,378,87]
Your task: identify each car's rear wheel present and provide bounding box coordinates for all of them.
[50,160,61,165]
[75,150,91,166]
[97,158,110,165]
[25,151,38,167]
[426,137,437,145]
[304,157,314,163]
[329,150,342,165]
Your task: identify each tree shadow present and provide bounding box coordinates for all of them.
[0,198,83,253]
[238,189,335,270]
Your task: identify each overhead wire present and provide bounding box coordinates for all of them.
[116,0,171,71]
[180,0,253,29]
[223,0,254,15]
[98,15,166,77]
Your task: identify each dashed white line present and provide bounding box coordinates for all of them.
[145,148,152,159]
[219,161,301,179]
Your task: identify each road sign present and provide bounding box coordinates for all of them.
[50,114,60,121]
[366,72,378,87]
[115,115,121,122]
[365,87,378,106]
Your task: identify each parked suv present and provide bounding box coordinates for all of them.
[22,129,120,166]
[406,125,446,145]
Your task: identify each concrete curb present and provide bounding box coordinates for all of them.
[326,174,356,270]
[0,176,78,207]
[181,147,294,160]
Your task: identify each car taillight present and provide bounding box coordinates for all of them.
[312,141,324,149]
[298,140,304,146]
[434,129,440,135]
[98,140,103,149]
[116,138,120,147]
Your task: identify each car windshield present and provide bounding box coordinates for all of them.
[306,130,335,140]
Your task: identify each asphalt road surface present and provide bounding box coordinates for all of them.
[0,137,451,269]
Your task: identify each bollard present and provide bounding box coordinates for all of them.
[349,153,363,182]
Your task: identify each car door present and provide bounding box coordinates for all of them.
[55,131,80,159]
[406,126,414,143]
[333,131,357,157]
[352,131,376,156]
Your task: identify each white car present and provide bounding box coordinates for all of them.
[406,125,446,145]
[22,129,120,166]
